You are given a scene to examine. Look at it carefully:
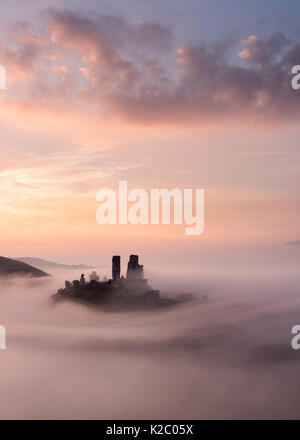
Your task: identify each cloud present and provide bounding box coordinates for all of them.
[239,33,290,68]
[1,9,300,126]
[0,21,50,84]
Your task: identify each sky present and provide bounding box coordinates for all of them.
[0,0,299,268]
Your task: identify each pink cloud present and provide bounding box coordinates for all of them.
[1,9,300,126]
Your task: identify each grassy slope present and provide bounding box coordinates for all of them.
[0,256,49,277]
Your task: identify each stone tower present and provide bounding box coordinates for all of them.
[126,255,144,279]
[112,256,121,280]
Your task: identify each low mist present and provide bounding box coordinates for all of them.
[0,264,300,419]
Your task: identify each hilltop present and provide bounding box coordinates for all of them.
[0,256,49,278]
[16,257,96,271]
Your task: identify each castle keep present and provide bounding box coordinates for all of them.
[56,255,161,309]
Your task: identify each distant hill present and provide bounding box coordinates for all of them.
[0,256,49,278]
[16,257,97,271]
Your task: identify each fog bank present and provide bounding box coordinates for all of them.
[0,266,300,419]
